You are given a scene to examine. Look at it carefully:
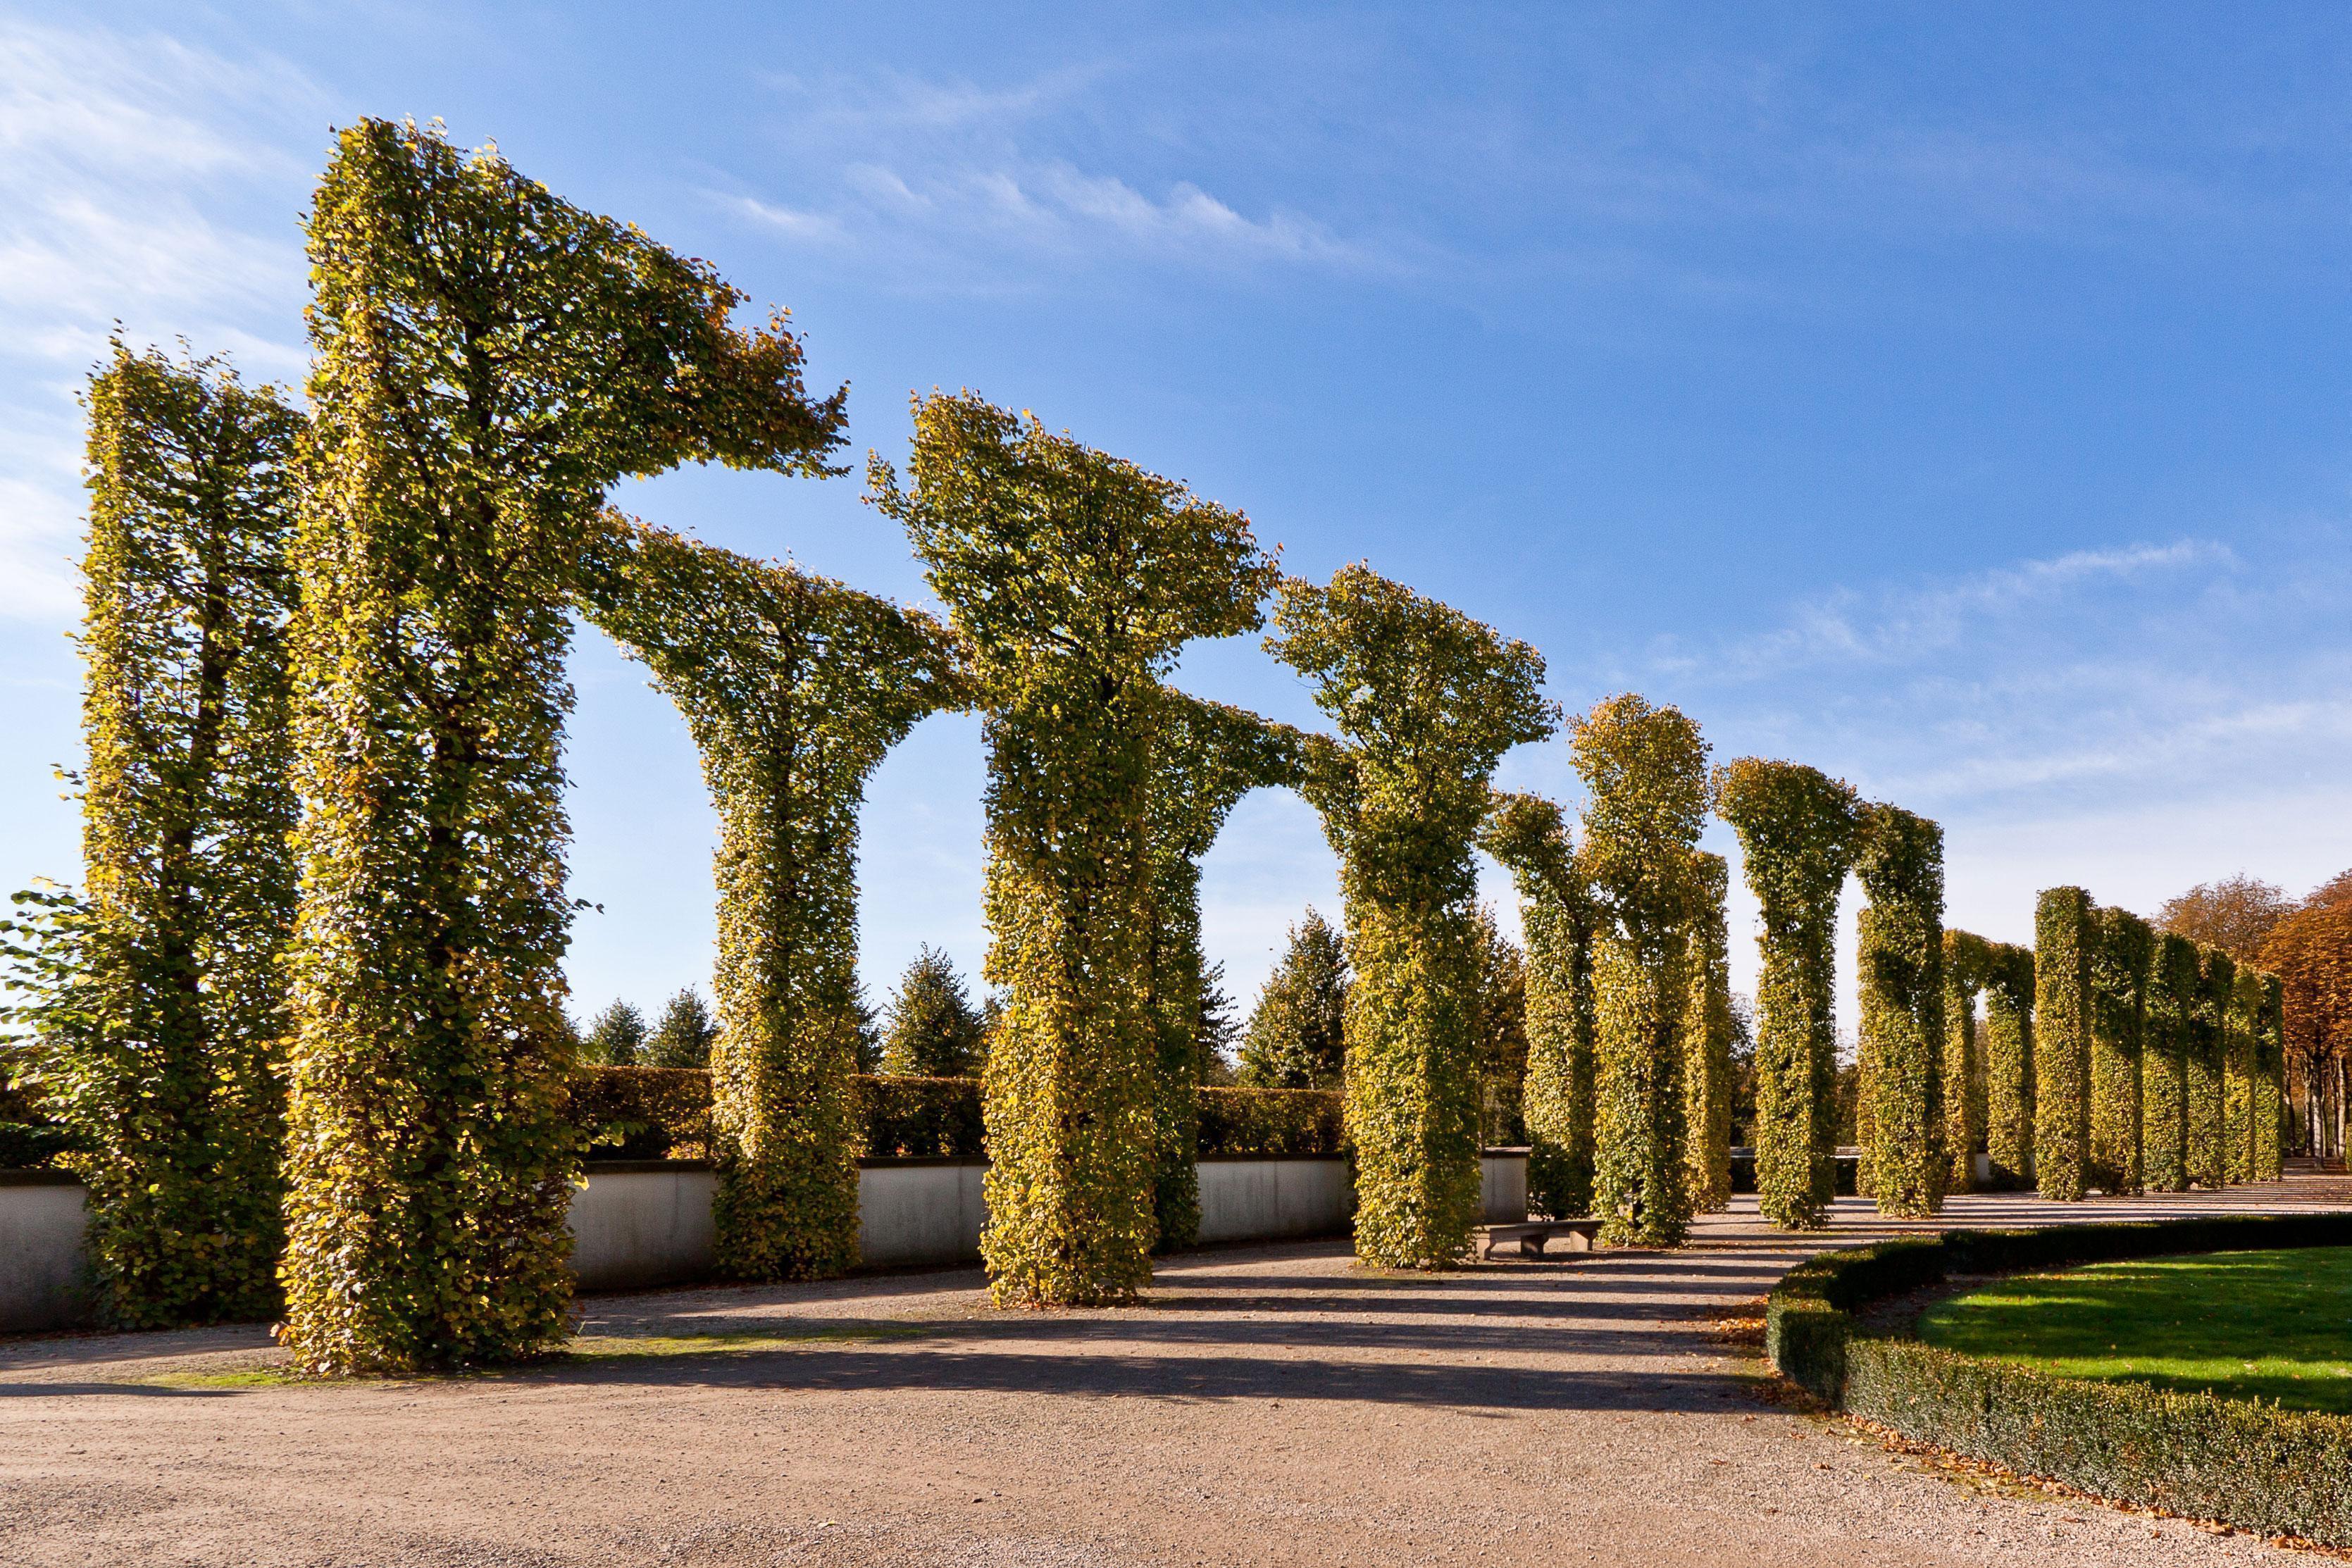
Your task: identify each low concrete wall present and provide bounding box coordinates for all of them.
[0,1147,1539,1327]
[0,1171,91,1333]
[1481,1150,1529,1225]
[859,1158,988,1268]
[1197,1155,1351,1243]
[568,1161,718,1291]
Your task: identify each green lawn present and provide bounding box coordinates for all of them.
[1917,1246,2352,1414]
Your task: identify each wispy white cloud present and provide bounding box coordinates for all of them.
[0,19,318,622]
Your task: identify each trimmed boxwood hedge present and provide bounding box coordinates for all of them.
[573,1069,1345,1164]
[1767,1213,2352,1547]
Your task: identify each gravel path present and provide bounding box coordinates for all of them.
[2,1181,2344,1567]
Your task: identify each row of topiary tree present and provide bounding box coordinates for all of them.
[5,118,2287,1379]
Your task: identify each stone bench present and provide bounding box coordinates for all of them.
[1481,1219,1600,1259]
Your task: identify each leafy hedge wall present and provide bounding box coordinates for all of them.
[1767,1214,2352,1548]
[1196,1087,1347,1157]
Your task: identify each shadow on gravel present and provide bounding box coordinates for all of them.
[0,1383,235,1398]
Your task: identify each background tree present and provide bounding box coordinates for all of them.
[644,987,718,1070]
[873,392,1274,1305]
[2088,907,2152,1195]
[1713,758,1858,1229]
[42,344,301,1328]
[2158,875,2296,964]
[1469,904,1530,1148]
[1269,566,1554,1267]
[580,518,959,1281]
[1481,793,1598,1219]
[1573,694,1710,1247]
[283,120,848,1371]
[881,946,988,1077]
[583,1000,647,1066]
[2263,897,2352,1160]
[1683,852,1736,1213]
[1142,695,1301,1248]
[1981,942,2036,1188]
[1941,931,1992,1193]
[1196,963,1242,1084]
[1855,804,1946,1217]
[1237,909,1352,1088]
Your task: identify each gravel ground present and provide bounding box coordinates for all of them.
[2,1180,2345,1567]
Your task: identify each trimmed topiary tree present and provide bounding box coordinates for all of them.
[1481,792,1598,1220]
[1712,759,1858,1230]
[873,393,1276,1305]
[61,343,301,1328]
[1572,695,1710,1247]
[1854,804,1946,1218]
[1982,942,2036,1189]
[1684,851,1736,1214]
[1270,567,1554,1268]
[2141,931,2198,1193]
[2033,887,2095,1202]
[282,120,847,1373]
[1941,931,1992,1193]
[2187,946,2233,1189]
[1141,695,1301,1249]
[578,517,960,1281]
[2225,969,2261,1186]
[2089,907,2152,1196]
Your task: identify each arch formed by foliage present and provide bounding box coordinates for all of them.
[576,514,965,1279]
[281,119,847,1374]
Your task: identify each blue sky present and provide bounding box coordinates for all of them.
[1,4,2346,1032]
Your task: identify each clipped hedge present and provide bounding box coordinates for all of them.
[572,1069,1343,1164]
[860,1074,987,1157]
[1767,1213,2352,1547]
[1197,1086,1346,1157]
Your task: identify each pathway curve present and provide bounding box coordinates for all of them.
[1,1181,2345,1567]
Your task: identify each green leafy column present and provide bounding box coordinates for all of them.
[1270,568,1553,1268]
[2187,947,2233,1189]
[1941,931,1991,1193]
[873,394,1274,1305]
[2253,971,2286,1182]
[1683,852,1736,1214]
[2033,887,2094,1202]
[2225,969,2262,1185]
[1142,696,1300,1250]
[1573,695,1710,1247]
[283,120,847,1374]
[62,344,301,1327]
[1713,759,1858,1230]
[1481,793,1598,1219]
[2141,933,2198,1193]
[1854,804,1946,1218]
[578,519,962,1279]
[1982,943,2036,1188]
[2089,907,2152,1196]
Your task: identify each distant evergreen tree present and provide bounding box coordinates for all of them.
[850,983,883,1074]
[881,945,988,1077]
[1197,961,1243,1083]
[1238,909,1350,1088]
[643,989,716,1069]
[584,1001,647,1066]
